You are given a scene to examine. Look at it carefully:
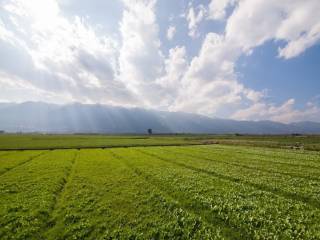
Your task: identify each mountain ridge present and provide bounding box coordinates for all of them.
[0,102,319,134]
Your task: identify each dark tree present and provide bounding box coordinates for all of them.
[147,129,152,135]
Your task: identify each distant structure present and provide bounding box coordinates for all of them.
[147,128,152,135]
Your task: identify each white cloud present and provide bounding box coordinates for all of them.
[0,70,74,103]
[3,0,60,23]
[167,25,176,40]
[170,33,245,115]
[118,0,164,106]
[171,0,320,120]
[186,4,206,38]
[244,89,265,103]
[156,46,188,106]
[0,0,137,106]
[208,0,238,20]
[232,99,320,123]
[224,0,320,58]
[0,20,14,43]
[278,23,320,59]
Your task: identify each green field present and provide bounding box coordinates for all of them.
[1,136,320,239]
[0,134,200,150]
[0,134,320,151]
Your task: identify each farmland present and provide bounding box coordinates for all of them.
[0,135,320,239]
[0,134,320,150]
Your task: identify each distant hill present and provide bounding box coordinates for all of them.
[0,102,319,134]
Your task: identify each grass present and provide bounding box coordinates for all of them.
[0,150,77,239]
[0,133,319,150]
[0,141,320,239]
[184,134,320,151]
[0,134,201,150]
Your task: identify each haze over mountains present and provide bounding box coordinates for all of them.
[0,102,320,134]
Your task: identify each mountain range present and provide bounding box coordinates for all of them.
[0,102,319,134]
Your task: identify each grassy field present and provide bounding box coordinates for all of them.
[194,134,320,151]
[1,139,320,239]
[0,134,200,150]
[0,134,319,150]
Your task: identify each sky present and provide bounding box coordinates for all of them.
[0,0,319,123]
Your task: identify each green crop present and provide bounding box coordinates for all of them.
[0,134,320,151]
[0,144,320,239]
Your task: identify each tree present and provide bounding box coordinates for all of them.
[147,128,152,135]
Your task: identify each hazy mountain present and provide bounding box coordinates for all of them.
[0,102,319,134]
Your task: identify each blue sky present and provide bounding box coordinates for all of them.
[238,42,320,107]
[0,0,319,123]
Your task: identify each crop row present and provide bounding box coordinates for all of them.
[44,149,225,239]
[141,147,320,208]
[111,147,320,239]
[0,150,46,175]
[0,150,77,239]
[0,146,319,239]
[200,145,320,165]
